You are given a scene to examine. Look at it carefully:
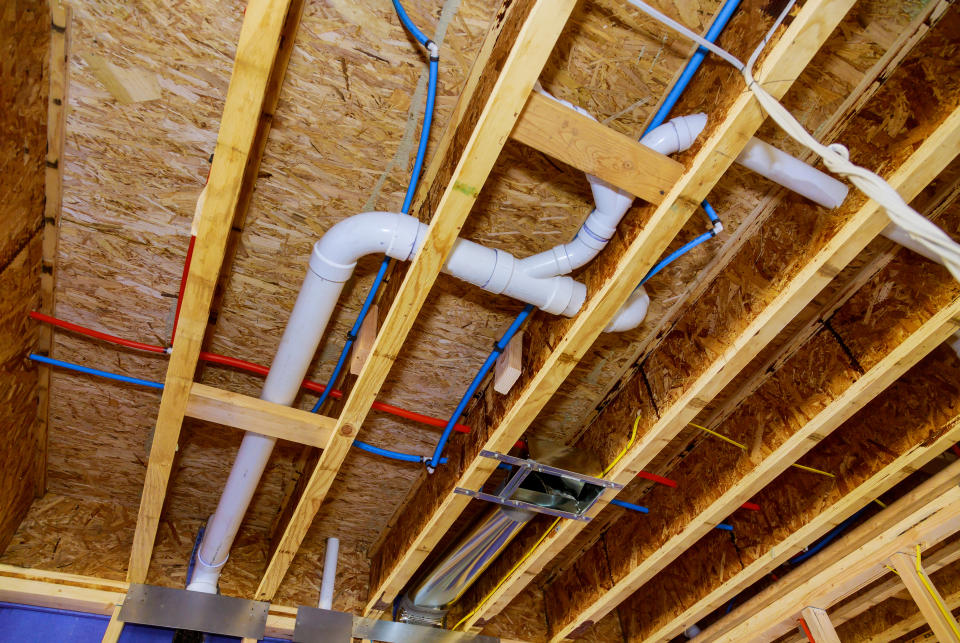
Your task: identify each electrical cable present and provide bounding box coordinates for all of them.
[29,354,442,466]
[427,304,534,469]
[626,0,960,282]
[687,422,836,478]
[914,544,960,639]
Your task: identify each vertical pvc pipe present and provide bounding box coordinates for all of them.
[319,537,340,610]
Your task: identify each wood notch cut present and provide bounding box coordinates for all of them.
[350,304,378,376]
[493,331,522,395]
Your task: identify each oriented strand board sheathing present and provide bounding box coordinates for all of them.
[0,0,49,553]
[38,0,737,597]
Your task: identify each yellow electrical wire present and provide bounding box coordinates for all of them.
[914,544,960,638]
[873,499,887,509]
[686,423,836,478]
[453,414,642,631]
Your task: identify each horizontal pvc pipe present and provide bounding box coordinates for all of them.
[882,223,947,265]
[735,137,849,209]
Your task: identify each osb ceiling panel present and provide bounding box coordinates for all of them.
[41,0,723,575]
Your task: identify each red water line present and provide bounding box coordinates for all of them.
[741,501,761,511]
[798,617,815,642]
[637,471,677,487]
[951,444,960,459]
[171,235,196,345]
[30,311,167,354]
[33,312,476,436]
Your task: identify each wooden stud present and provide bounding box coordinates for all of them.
[185,383,336,448]
[253,0,580,602]
[349,304,378,376]
[369,0,859,623]
[699,461,960,641]
[889,551,960,642]
[100,605,124,643]
[126,0,295,586]
[510,92,683,204]
[35,0,70,497]
[476,96,960,639]
[799,607,841,643]
[493,331,522,395]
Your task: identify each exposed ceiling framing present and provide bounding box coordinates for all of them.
[3,0,960,641]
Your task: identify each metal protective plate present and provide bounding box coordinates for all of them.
[119,583,269,639]
[292,607,499,643]
[293,606,352,642]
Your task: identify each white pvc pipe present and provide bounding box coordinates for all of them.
[881,223,946,265]
[734,137,849,209]
[188,108,713,592]
[318,537,339,610]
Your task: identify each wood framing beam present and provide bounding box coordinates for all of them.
[35,0,70,496]
[800,607,841,643]
[699,461,960,641]
[253,0,579,602]
[126,0,295,585]
[889,551,960,642]
[366,0,855,617]
[786,541,960,640]
[185,383,336,447]
[456,14,960,628]
[862,568,960,642]
[510,92,683,204]
[541,107,960,640]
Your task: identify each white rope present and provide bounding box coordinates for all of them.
[625,0,960,282]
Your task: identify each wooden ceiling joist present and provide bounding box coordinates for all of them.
[252,0,580,602]
[541,101,960,641]
[784,540,960,641]
[366,0,856,618]
[698,459,960,641]
[125,0,296,589]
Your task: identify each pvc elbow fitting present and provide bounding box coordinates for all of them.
[640,113,708,155]
[604,285,650,333]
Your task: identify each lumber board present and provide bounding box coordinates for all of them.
[185,383,336,448]
[801,607,841,643]
[569,0,953,464]
[254,0,580,602]
[366,0,855,618]
[700,461,960,641]
[466,26,960,629]
[126,0,294,584]
[889,552,960,643]
[510,92,683,204]
[543,104,960,641]
[792,541,960,640]
[860,573,960,643]
[35,0,69,497]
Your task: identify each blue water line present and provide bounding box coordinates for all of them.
[639,229,717,286]
[392,0,430,47]
[31,355,439,466]
[311,3,439,415]
[610,499,650,514]
[789,506,869,564]
[29,354,164,389]
[426,304,534,469]
[644,0,742,134]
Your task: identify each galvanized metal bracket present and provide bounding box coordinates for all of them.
[293,607,499,642]
[453,450,623,521]
[119,583,269,639]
